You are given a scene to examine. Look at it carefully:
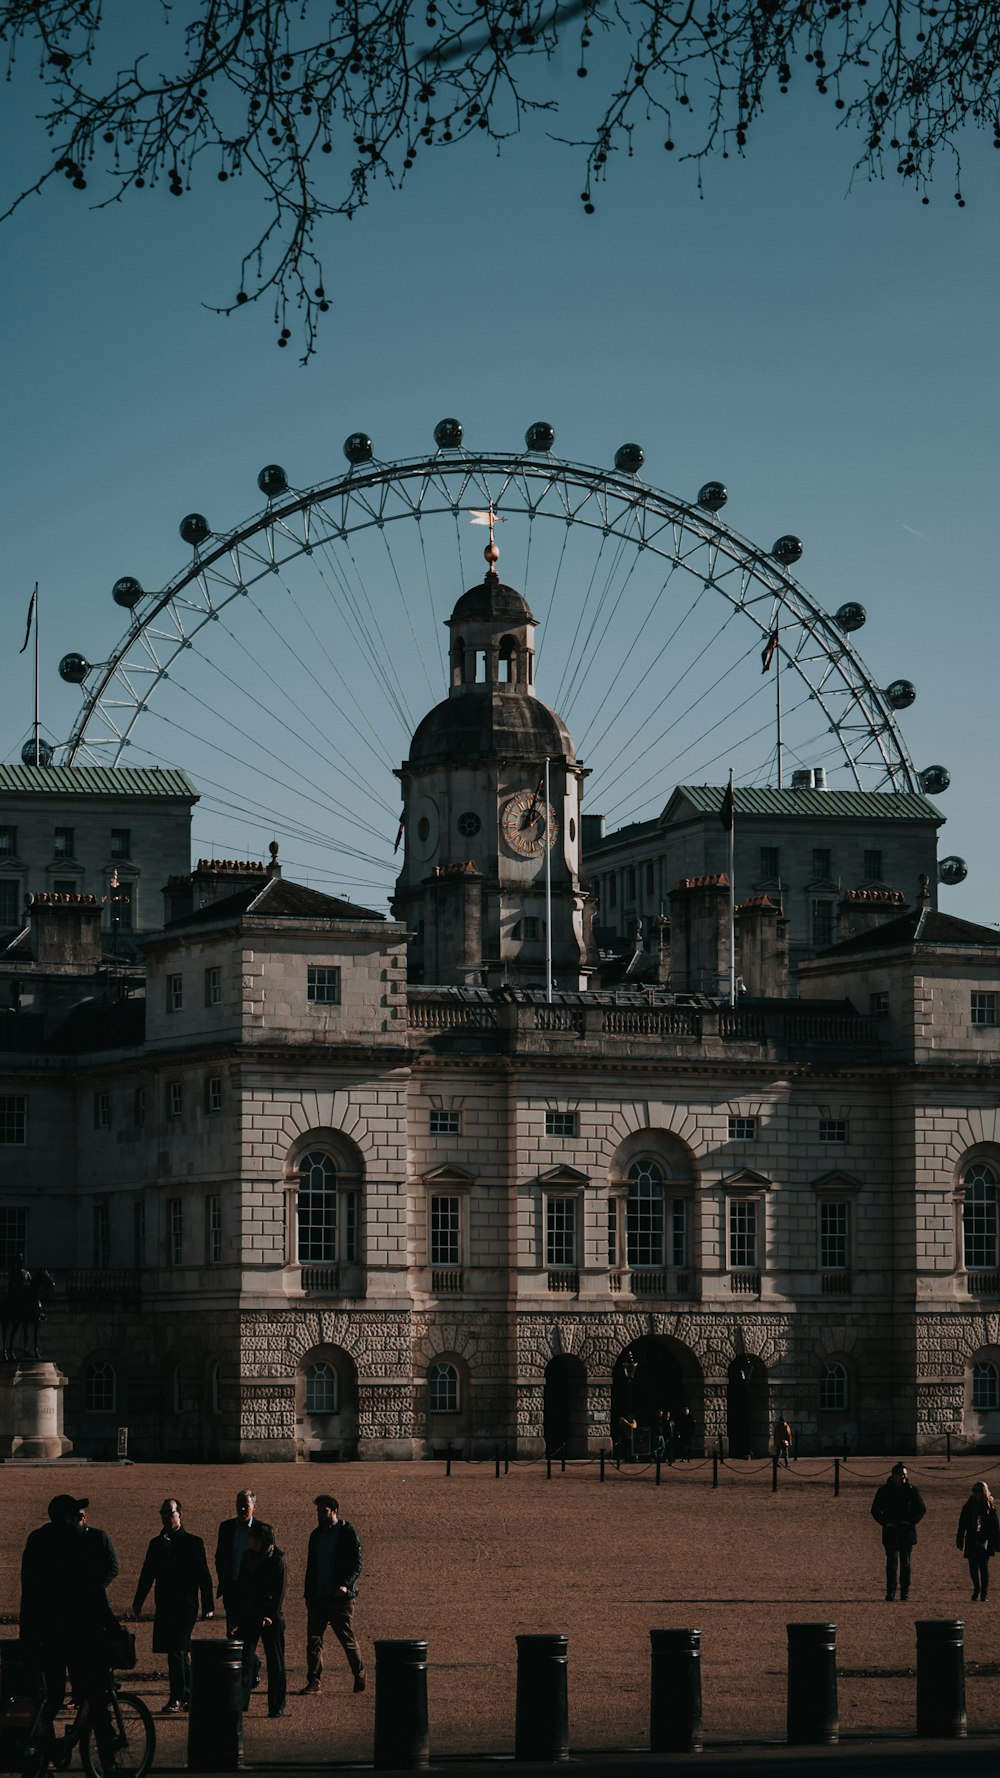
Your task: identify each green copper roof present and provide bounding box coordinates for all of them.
[0,764,199,798]
[668,785,944,822]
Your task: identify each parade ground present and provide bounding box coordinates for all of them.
[3,1455,1000,1768]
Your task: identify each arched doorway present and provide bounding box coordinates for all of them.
[295,1344,358,1461]
[610,1336,702,1457]
[543,1355,588,1458]
[726,1354,768,1458]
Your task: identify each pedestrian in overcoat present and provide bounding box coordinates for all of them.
[235,1521,287,1716]
[132,1498,214,1711]
[956,1480,1000,1602]
[871,1462,926,1601]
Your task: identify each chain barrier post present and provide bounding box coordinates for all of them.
[916,1620,966,1738]
[786,1622,838,1746]
[374,1639,430,1770]
[599,1449,605,1483]
[946,1430,952,1462]
[495,1445,501,1479]
[712,1455,719,1490]
[772,1455,779,1493]
[655,1456,661,1487]
[504,1440,510,1475]
[834,1458,840,1497]
[560,1449,566,1474]
[649,1628,702,1754]
[445,1448,452,1478]
[546,1452,552,1481]
[515,1634,569,1762]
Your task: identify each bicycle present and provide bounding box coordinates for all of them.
[1,1677,155,1778]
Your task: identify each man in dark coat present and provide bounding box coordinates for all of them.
[132,1498,214,1710]
[871,1462,927,1601]
[235,1521,287,1716]
[299,1495,365,1694]
[215,1488,256,1635]
[21,1495,120,1764]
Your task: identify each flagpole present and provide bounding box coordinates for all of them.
[775,613,783,790]
[727,768,735,1008]
[544,757,553,1003]
[33,584,40,766]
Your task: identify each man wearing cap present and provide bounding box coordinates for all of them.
[21,1496,121,1765]
[132,1499,214,1712]
[215,1489,256,1636]
[871,1462,927,1601]
[299,1495,365,1695]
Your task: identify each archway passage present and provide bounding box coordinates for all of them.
[611,1336,702,1457]
[726,1354,768,1459]
[543,1354,588,1458]
[296,1344,358,1462]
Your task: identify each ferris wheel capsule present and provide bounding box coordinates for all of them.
[919,764,950,794]
[433,418,463,449]
[615,443,644,474]
[257,464,288,498]
[344,433,373,465]
[697,481,728,512]
[938,854,967,884]
[772,535,803,566]
[21,737,54,766]
[836,601,866,631]
[180,513,211,546]
[59,653,90,683]
[112,576,143,609]
[525,421,555,452]
[886,679,916,709]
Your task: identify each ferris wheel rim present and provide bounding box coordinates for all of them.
[59,446,919,796]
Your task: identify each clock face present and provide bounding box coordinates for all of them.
[501,789,558,858]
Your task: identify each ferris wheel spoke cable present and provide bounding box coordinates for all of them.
[266,574,399,776]
[559,526,637,720]
[551,530,614,714]
[531,517,572,675]
[376,523,438,707]
[415,515,446,685]
[308,518,414,734]
[562,531,645,729]
[576,558,689,756]
[612,680,786,823]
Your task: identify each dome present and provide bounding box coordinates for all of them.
[406,689,576,770]
[449,573,535,627]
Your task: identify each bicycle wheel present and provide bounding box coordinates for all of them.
[81,1693,155,1778]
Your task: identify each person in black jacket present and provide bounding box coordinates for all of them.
[21,1496,121,1766]
[299,1495,365,1694]
[132,1499,214,1711]
[871,1462,927,1601]
[235,1521,287,1716]
[956,1480,1000,1602]
[214,1489,256,1635]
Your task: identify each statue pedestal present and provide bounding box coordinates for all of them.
[10,1362,73,1459]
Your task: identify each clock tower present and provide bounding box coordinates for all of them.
[393,548,596,987]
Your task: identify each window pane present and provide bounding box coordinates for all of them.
[545,1111,577,1138]
[428,1361,459,1414]
[820,1362,848,1412]
[85,1362,116,1413]
[297,1151,338,1263]
[972,1362,999,1412]
[811,900,834,946]
[671,1198,688,1269]
[820,1201,849,1269]
[430,1195,460,1267]
[963,1165,999,1269]
[307,967,341,1003]
[729,1200,757,1269]
[546,1198,576,1268]
[0,1096,27,1145]
[0,880,22,925]
[626,1160,664,1267]
[971,993,997,1027]
[0,1207,28,1270]
[305,1361,337,1413]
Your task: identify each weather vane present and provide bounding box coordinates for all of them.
[468,500,504,570]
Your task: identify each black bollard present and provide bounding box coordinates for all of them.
[505,1441,510,1475]
[834,1458,840,1497]
[946,1430,952,1462]
[560,1450,566,1474]
[655,1457,661,1487]
[599,1450,605,1483]
[712,1455,719,1489]
[649,1628,702,1754]
[189,1638,244,1772]
[374,1639,430,1770]
[495,1446,501,1479]
[916,1620,966,1738]
[546,1452,552,1480]
[772,1455,779,1493]
[515,1634,569,1762]
[786,1623,838,1746]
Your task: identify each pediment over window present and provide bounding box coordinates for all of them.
[537,1165,590,1188]
[812,1169,863,1194]
[720,1167,772,1192]
[421,1164,476,1185]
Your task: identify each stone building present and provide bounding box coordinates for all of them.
[1,564,999,1462]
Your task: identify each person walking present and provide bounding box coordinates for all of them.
[215,1489,257,1636]
[131,1498,214,1712]
[676,1406,695,1460]
[300,1495,366,1695]
[21,1496,121,1767]
[956,1480,1000,1602]
[773,1417,793,1467]
[235,1521,287,1716]
[871,1462,926,1601]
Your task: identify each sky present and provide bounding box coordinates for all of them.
[2,14,998,923]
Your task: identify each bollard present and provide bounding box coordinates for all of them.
[515,1635,569,1762]
[649,1628,702,1754]
[946,1430,952,1462]
[772,1455,779,1493]
[599,1450,605,1483]
[834,1458,840,1497]
[495,1446,501,1479]
[374,1639,429,1770]
[786,1623,838,1746]
[546,1452,552,1481]
[560,1450,566,1474]
[505,1441,510,1475]
[189,1638,243,1771]
[0,1639,33,1772]
[655,1457,661,1487]
[916,1620,966,1738]
[445,1451,452,1477]
[712,1455,719,1490]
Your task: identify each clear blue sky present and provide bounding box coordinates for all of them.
[2,24,997,923]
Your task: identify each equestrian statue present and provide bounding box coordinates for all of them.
[1,1253,56,1363]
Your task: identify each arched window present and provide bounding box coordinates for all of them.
[972,1361,999,1412]
[296,1150,358,1265]
[428,1361,459,1414]
[305,1361,338,1414]
[819,1361,848,1413]
[627,1160,665,1268]
[962,1163,999,1270]
[85,1361,116,1414]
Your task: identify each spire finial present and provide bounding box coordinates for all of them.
[468,501,504,574]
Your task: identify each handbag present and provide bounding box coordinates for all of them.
[107,1621,137,1671]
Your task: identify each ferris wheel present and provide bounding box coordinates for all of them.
[44,421,961,901]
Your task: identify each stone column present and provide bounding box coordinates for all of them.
[10,1361,74,1459]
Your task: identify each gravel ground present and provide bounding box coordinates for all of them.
[2,1454,999,1763]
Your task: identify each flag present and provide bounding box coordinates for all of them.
[393,815,404,853]
[19,586,37,654]
[468,508,504,526]
[761,630,778,673]
[719,782,735,833]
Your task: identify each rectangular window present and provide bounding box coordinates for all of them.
[205,966,222,1007]
[627,1171,664,1268]
[93,1091,111,1131]
[53,826,74,859]
[811,900,835,947]
[671,1198,689,1269]
[0,1207,28,1270]
[0,826,17,857]
[729,1199,758,1270]
[971,992,998,1027]
[522,916,542,942]
[870,991,890,1017]
[110,828,131,860]
[92,1202,110,1269]
[864,849,883,881]
[820,1200,849,1270]
[545,1110,578,1139]
[0,1095,27,1145]
[307,966,341,1004]
[819,1118,848,1143]
[760,846,780,879]
[429,1109,460,1135]
[167,973,183,1012]
[430,1195,461,1267]
[812,848,832,879]
[207,1076,223,1113]
[0,880,21,926]
[546,1198,577,1269]
[167,1081,183,1118]
[134,1087,145,1128]
[168,1198,183,1267]
[53,879,77,896]
[207,1195,222,1264]
[133,1201,146,1268]
[728,1114,756,1141]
